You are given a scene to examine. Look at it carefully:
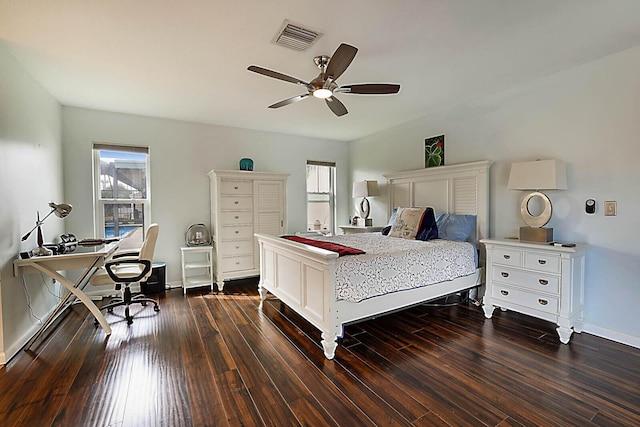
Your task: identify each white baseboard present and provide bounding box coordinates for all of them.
[582,323,640,349]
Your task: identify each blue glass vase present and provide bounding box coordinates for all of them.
[239,158,254,171]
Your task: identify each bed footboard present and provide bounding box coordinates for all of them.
[255,233,341,358]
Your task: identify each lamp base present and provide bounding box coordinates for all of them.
[32,245,53,257]
[519,226,553,243]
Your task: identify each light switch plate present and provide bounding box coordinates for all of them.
[604,201,617,216]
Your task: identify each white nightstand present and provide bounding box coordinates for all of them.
[339,225,384,234]
[481,238,587,344]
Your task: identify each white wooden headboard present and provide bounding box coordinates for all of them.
[383,160,491,243]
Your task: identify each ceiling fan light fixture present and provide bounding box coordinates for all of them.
[313,88,333,99]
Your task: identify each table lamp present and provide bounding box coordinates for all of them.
[508,159,566,242]
[352,180,379,226]
[22,202,73,256]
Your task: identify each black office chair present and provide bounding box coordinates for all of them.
[91,223,160,324]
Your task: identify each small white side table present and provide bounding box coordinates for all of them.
[180,246,214,294]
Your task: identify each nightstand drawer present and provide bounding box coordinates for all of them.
[492,266,560,294]
[523,251,560,274]
[493,248,522,267]
[492,285,559,315]
[220,180,253,195]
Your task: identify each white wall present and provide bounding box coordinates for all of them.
[0,43,64,362]
[62,108,350,286]
[350,44,640,346]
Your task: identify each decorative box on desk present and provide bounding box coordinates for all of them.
[481,238,587,344]
[339,225,384,235]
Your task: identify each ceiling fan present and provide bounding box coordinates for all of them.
[248,43,400,117]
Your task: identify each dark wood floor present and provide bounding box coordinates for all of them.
[1,278,639,426]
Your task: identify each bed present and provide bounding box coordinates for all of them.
[255,160,491,359]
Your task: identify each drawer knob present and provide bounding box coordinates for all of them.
[539,279,549,286]
[538,259,547,265]
[235,261,240,265]
[538,299,548,306]
[234,201,239,205]
[234,215,239,219]
[235,230,240,234]
[234,186,239,190]
[235,245,240,249]
[501,272,509,278]
[503,255,511,260]
[500,290,509,296]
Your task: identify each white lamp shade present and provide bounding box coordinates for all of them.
[508,159,567,191]
[352,180,380,198]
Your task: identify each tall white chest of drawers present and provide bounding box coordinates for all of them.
[481,238,587,344]
[208,170,288,290]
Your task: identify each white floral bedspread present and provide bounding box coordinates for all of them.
[310,234,477,302]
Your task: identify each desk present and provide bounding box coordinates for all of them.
[13,241,121,349]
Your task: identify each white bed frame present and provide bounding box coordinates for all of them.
[255,160,491,359]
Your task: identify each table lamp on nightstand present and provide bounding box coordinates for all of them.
[508,159,566,243]
[352,180,379,226]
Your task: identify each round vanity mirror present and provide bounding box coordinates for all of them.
[521,191,552,228]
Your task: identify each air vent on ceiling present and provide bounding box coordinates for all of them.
[273,20,322,51]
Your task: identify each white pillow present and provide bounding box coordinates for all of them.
[388,207,426,239]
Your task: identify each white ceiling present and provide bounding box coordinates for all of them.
[2,1,640,141]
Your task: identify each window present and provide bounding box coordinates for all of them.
[306,161,336,234]
[93,143,150,248]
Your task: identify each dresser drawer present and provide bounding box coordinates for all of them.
[221,255,254,272]
[220,240,253,256]
[523,251,560,274]
[492,285,559,315]
[220,195,253,210]
[220,211,253,225]
[220,225,253,240]
[492,248,522,267]
[492,266,560,295]
[220,180,253,195]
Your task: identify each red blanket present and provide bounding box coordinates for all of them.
[282,236,365,256]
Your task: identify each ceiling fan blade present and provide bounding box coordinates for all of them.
[268,94,309,109]
[248,65,309,86]
[325,96,348,117]
[325,44,358,80]
[336,83,401,94]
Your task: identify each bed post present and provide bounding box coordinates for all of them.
[257,239,268,307]
[321,332,337,359]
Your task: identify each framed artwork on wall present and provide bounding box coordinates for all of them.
[425,135,444,167]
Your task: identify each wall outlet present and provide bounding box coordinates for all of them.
[604,201,617,216]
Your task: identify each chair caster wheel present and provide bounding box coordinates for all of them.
[107,308,114,313]
[141,302,147,306]
[127,318,133,325]
[154,306,160,312]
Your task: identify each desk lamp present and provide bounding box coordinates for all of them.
[22,202,73,256]
[352,180,379,226]
[508,159,566,242]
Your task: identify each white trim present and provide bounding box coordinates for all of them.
[582,323,640,349]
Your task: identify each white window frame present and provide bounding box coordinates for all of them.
[306,160,336,234]
[92,143,151,239]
